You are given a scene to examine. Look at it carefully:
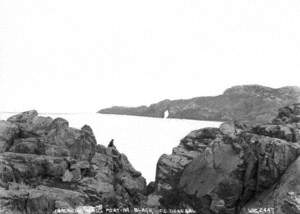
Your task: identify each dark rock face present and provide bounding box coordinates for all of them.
[151,104,300,214]
[0,120,20,152]
[99,85,300,124]
[273,103,300,124]
[241,156,300,214]
[0,110,146,214]
[0,185,87,214]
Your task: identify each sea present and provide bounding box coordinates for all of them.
[0,113,221,183]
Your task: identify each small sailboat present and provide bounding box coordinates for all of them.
[164,110,169,119]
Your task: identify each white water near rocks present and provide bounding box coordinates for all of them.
[0,113,221,182]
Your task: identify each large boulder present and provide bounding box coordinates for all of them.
[7,111,97,161]
[153,105,300,213]
[43,118,97,161]
[79,145,147,207]
[7,110,52,137]
[0,120,19,152]
[0,152,69,186]
[241,156,300,214]
[252,124,300,142]
[178,139,244,213]
[273,103,300,124]
[9,137,46,155]
[0,184,87,214]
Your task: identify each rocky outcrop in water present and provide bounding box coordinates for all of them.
[149,103,300,214]
[99,85,300,124]
[0,110,146,214]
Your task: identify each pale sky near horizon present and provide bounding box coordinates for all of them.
[1,0,300,113]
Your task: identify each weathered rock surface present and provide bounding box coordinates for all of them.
[2,103,300,214]
[99,85,300,124]
[0,120,19,152]
[241,156,300,214]
[151,104,300,214]
[0,184,87,214]
[0,110,147,214]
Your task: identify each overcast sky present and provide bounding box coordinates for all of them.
[0,0,300,113]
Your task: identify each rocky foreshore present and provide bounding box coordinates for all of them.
[1,104,300,214]
[0,110,147,214]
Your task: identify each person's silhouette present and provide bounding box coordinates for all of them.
[108,139,114,147]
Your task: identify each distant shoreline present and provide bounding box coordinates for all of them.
[0,111,223,123]
[98,84,300,124]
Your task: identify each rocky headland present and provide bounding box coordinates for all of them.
[99,85,300,124]
[1,103,300,214]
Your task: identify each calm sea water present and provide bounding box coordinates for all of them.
[0,113,221,182]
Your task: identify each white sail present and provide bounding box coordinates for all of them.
[164,110,169,119]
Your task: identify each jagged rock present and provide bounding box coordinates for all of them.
[153,104,300,213]
[252,124,299,142]
[82,144,147,206]
[7,110,53,138]
[5,111,97,161]
[0,110,147,213]
[119,172,146,194]
[45,118,96,161]
[0,184,87,214]
[0,120,19,152]
[220,121,249,138]
[155,128,224,193]
[44,144,70,157]
[155,153,193,192]
[241,156,300,214]
[7,110,38,123]
[146,182,156,195]
[0,152,69,186]
[62,170,73,182]
[3,105,300,214]
[145,194,161,207]
[273,103,300,124]
[178,140,244,213]
[9,137,45,155]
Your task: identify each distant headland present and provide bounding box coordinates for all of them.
[98,85,300,124]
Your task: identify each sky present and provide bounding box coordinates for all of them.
[0,0,300,113]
